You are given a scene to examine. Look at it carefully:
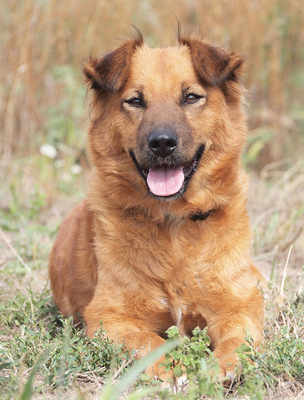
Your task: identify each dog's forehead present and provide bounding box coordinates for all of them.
[127,45,199,91]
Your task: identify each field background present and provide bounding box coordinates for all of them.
[0,0,304,399]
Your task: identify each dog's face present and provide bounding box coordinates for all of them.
[123,45,208,200]
[84,35,247,210]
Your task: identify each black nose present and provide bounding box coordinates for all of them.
[147,129,178,158]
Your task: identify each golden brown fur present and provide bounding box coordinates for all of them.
[49,33,264,382]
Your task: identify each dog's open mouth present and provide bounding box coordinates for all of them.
[147,165,185,196]
[130,145,205,199]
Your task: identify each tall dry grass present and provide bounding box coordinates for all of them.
[0,0,303,163]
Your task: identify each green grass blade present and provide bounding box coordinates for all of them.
[123,385,159,400]
[100,338,181,400]
[17,351,48,400]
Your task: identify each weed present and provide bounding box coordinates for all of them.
[159,326,224,399]
[1,317,133,398]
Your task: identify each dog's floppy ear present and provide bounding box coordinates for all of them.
[179,36,244,86]
[83,33,143,93]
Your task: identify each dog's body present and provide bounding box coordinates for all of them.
[49,33,264,381]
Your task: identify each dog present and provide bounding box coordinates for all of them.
[49,32,264,382]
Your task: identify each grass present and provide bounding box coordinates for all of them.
[0,278,303,400]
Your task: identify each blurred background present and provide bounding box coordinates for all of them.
[0,0,303,258]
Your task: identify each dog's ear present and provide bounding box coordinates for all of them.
[83,34,143,93]
[179,37,244,86]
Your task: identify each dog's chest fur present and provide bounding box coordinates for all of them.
[93,210,212,336]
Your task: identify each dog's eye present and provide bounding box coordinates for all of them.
[125,98,144,107]
[185,94,202,104]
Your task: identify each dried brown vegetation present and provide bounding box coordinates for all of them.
[1,0,304,163]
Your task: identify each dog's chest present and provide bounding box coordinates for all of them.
[160,269,207,335]
[135,218,208,333]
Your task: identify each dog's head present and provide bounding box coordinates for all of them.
[84,33,247,214]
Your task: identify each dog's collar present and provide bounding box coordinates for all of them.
[189,210,212,221]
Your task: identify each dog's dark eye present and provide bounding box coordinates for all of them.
[185,94,202,104]
[125,98,144,107]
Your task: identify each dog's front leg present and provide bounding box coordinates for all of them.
[204,287,264,381]
[83,296,172,382]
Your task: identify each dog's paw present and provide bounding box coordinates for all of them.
[145,361,188,391]
[219,368,237,384]
[159,373,188,391]
[217,354,239,385]
[145,359,173,384]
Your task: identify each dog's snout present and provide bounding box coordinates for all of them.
[147,129,178,158]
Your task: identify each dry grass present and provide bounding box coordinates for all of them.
[250,159,304,252]
[1,0,304,163]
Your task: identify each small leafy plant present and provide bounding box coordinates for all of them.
[1,318,132,398]
[158,326,224,399]
[162,326,212,377]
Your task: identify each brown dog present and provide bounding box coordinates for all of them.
[49,32,264,382]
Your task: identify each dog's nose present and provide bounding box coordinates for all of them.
[147,129,178,158]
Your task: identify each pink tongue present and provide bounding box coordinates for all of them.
[147,166,184,196]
